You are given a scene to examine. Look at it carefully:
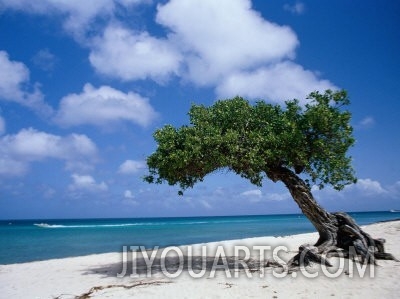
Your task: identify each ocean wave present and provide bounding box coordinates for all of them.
[33,221,211,228]
[34,223,153,228]
[32,219,260,229]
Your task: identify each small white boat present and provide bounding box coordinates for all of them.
[389,209,400,213]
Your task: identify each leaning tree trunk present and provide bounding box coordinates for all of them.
[266,166,397,269]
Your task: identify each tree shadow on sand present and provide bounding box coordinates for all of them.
[81,253,277,278]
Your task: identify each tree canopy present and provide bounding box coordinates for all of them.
[143,90,400,268]
[145,90,356,194]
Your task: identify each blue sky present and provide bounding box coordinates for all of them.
[0,0,399,220]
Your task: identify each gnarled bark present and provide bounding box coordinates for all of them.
[266,166,398,269]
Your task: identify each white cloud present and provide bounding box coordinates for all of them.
[89,25,182,82]
[314,178,390,201]
[357,116,375,129]
[283,2,305,15]
[87,0,333,103]
[124,190,135,198]
[0,1,113,18]
[118,160,146,174]
[216,62,337,103]
[0,0,152,42]
[0,128,98,176]
[0,51,28,100]
[156,0,298,86]
[0,51,52,116]
[2,0,336,104]
[123,190,139,205]
[0,159,27,177]
[69,174,108,192]
[241,189,262,198]
[5,128,96,160]
[55,83,157,127]
[240,188,291,203]
[0,0,149,39]
[241,189,263,203]
[313,178,400,212]
[360,117,375,126]
[354,178,388,196]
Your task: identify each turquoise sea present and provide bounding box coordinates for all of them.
[1,211,399,265]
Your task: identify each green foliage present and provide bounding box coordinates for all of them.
[144,90,356,193]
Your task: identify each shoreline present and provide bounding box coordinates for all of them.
[2,216,399,267]
[1,220,399,298]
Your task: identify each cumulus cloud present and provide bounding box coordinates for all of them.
[89,25,182,82]
[0,51,53,116]
[156,0,298,86]
[313,178,400,213]
[69,174,108,192]
[353,178,388,196]
[241,189,262,198]
[0,51,29,101]
[216,62,337,103]
[315,178,391,201]
[118,159,146,174]
[88,0,334,103]
[2,0,337,103]
[54,83,157,127]
[0,128,98,176]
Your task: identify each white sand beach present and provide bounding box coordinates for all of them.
[1,220,399,299]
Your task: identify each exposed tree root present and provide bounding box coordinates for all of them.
[287,212,399,270]
[54,280,172,299]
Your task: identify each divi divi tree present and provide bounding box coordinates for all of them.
[145,90,396,268]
